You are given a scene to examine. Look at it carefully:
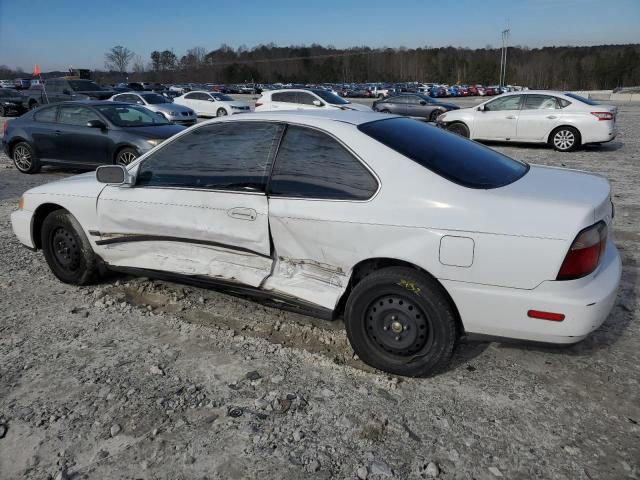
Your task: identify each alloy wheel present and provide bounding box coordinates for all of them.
[116,151,137,165]
[554,130,575,150]
[13,145,32,171]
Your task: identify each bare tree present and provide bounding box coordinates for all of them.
[104,46,135,76]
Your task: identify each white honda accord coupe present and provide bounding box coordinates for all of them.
[11,111,621,376]
[437,91,617,151]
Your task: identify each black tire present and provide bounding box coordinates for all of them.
[41,210,98,285]
[429,109,442,122]
[447,122,470,138]
[380,109,391,114]
[29,100,39,111]
[216,108,228,117]
[550,126,580,152]
[11,141,41,174]
[345,267,458,377]
[115,147,138,166]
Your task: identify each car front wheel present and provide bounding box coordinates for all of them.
[345,267,458,377]
[550,126,580,152]
[41,210,99,285]
[216,108,228,117]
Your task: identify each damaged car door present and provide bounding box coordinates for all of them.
[95,121,284,286]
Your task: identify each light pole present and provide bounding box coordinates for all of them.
[500,28,510,87]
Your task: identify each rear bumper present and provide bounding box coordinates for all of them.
[582,122,617,144]
[443,240,622,344]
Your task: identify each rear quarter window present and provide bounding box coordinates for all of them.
[358,118,528,189]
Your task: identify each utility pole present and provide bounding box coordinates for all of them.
[500,28,510,87]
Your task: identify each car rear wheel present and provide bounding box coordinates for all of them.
[12,142,41,174]
[216,108,228,117]
[447,122,470,138]
[345,267,458,377]
[41,210,98,285]
[29,100,39,111]
[550,126,580,152]
[115,148,138,166]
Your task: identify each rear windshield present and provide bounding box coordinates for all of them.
[358,118,528,189]
[564,92,598,106]
[313,89,349,105]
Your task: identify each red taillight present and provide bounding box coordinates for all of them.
[527,310,565,322]
[557,221,607,280]
[591,111,614,121]
[2,121,8,137]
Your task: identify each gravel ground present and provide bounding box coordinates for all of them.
[0,100,638,480]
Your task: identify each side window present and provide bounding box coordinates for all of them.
[393,96,411,104]
[522,95,558,110]
[557,97,571,108]
[269,126,378,200]
[485,95,522,111]
[137,122,284,191]
[296,92,317,105]
[184,92,198,100]
[57,106,100,126]
[272,92,296,103]
[34,106,58,122]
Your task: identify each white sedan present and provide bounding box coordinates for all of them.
[11,111,621,376]
[438,91,617,151]
[173,91,251,117]
[255,88,372,112]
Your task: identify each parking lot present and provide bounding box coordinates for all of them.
[0,97,638,479]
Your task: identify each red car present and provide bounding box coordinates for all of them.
[467,85,479,96]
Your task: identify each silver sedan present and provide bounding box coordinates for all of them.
[109,92,197,126]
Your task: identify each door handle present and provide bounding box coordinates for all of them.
[228,207,257,221]
[546,115,558,119]
[505,115,516,119]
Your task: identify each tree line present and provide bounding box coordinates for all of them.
[3,43,639,89]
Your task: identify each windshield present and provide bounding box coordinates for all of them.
[141,93,169,104]
[359,118,528,189]
[211,93,234,101]
[313,89,349,105]
[564,92,598,106]
[68,80,103,92]
[96,105,170,127]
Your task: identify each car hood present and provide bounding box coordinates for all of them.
[122,124,186,139]
[435,102,459,110]
[25,171,105,199]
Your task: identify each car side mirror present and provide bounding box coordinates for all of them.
[96,165,135,186]
[63,89,71,95]
[478,105,486,112]
[313,100,323,107]
[136,100,143,105]
[208,98,215,102]
[419,100,427,105]
[86,119,107,129]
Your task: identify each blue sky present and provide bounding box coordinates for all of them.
[1,0,638,71]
